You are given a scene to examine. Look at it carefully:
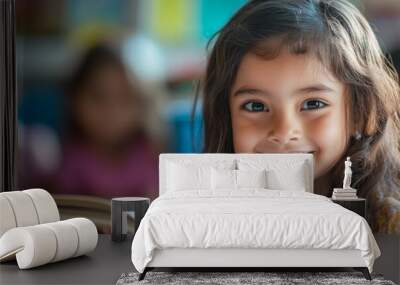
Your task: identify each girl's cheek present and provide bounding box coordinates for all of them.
[232,114,270,152]
[306,111,348,177]
[304,115,331,143]
[306,112,347,146]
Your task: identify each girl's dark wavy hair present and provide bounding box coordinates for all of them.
[192,0,400,228]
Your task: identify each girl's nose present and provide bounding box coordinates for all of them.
[266,111,300,145]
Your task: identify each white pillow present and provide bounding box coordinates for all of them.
[211,168,268,190]
[236,169,267,188]
[211,168,236,190]
[166,159,236,192]
[266,163,307,191]
[166,162,211,191]
[237,159,309,191]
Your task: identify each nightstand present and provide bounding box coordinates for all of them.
[331,198,366,218]
[111,197,150,242]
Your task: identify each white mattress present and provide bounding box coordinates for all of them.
[131,190,380,273]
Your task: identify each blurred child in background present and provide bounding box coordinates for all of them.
[55,43,160,200]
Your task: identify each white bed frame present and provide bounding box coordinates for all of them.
[140,154,371,280]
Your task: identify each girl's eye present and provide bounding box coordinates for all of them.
[242,101,269,112]
[301,100,327,111]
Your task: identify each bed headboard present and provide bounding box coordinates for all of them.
[159,153,314,195]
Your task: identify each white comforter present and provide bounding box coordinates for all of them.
[131,190,380,273]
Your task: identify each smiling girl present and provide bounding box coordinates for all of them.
[196,0,400,232]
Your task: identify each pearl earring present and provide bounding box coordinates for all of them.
[354,131,362,140]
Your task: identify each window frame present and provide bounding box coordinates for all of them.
[0,0,17,192]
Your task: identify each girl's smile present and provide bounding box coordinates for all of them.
[229,49,350,181]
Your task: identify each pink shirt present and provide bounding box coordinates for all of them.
[55,137,159,200]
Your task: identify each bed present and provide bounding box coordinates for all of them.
[131,153,381,280]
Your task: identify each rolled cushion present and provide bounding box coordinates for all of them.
[0,189,60,239]
[0,226,57,269]
[0,196,17,237]
[64,218,98,257]
[42,221,79,262]
[0,191,39,227]
[0,218,98,269]
[23,188,59,224]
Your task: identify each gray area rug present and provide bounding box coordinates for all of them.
[116,271,395,285]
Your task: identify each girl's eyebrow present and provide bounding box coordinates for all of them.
[233,84,335,97]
